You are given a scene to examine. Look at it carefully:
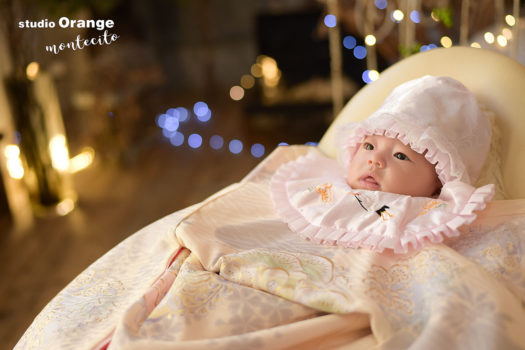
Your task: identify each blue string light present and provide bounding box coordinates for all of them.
[353,46,367,59]
[156,114,166,128]
[343,36,357,49]
[176,107,189,122]
[209,135,224,150]
[193,101,209,117]
[250,143,265,158]
[374,0,387,10]
[229,139,243,154]
[197,109,212,123]
[410,10,421,23]
[188,133,203,149]
[156,104,274,160]
[169,132,184,146]
[164,115,179,132]
[324,14,337,28]
[362,70,373,84]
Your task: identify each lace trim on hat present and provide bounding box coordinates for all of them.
[336,116,472,185]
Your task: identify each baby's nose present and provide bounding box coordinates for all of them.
[368,158,383,168]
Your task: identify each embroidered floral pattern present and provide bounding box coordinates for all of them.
[219,249,354,313]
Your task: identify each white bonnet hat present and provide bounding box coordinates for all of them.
[336,75,491,185]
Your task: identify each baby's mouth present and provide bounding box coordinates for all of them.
[359,174,381,190]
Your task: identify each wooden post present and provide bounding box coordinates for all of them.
[327,0,344,117]
[460,0,470,45]
[511,0,520,59]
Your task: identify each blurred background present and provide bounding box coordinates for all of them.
[0,0,523,348]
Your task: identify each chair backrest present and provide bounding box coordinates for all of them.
[318,47,525,199]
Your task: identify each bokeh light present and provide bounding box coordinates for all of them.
[374,0,387,10]
[4,144,20,158]
[5,144,24,179]
[176,107,189,122]
[353,46,367,59]
[240,74,255,89]
[484,32,495,44]
[56,198,75,216]
[506,14,516,26]
[497,35,508,47]
[420,44,438,52]
[156,114,167,128]
[209,135,224,150]
[410,10,420,23]
[169,132,184,146]
[260,56,281,87]
[362,70,379,84]
[69,147,95,173]
[440,36,453,48]
[162,128,177,138]
[324,14,337,28]
[343,35,357,49]
[229,139,243,154]
[230,86,245,101]
[305,142,318,146]
[166,108,179,117]
[470,42,481,48]
[188,134,203,149]
[278,142,289,146]
[164,115,179,132]
[197,109,212,122]
[502,28,513,40]
[26,62,39,80]
[392,10,404,22]
[49,134,70,171]
[364,34,376,46]
[250,143,265,158]
[251,63,263,78]
[193,101,209,117]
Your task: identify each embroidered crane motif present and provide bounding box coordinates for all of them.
[350,192,394,221]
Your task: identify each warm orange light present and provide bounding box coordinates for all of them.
[230,86,245,101]
[69,147,95,173]
[4,144,24,179]
[240,74,255,89]
[49,135,70,171]
[26,62,39,80]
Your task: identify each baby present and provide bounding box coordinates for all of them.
[270,75,495,253]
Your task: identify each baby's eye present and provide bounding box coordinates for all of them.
[363,142,374,150]
[394,152,410,161]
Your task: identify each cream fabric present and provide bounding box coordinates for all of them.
[15,146,525,350]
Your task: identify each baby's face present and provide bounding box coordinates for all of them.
[346,135,441,197]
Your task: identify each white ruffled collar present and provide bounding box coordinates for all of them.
[270,149,494,254]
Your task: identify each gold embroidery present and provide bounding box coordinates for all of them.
[417,199,447,216]
[315,183,333,202]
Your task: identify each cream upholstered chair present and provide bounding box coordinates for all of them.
[318,46,525,199]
